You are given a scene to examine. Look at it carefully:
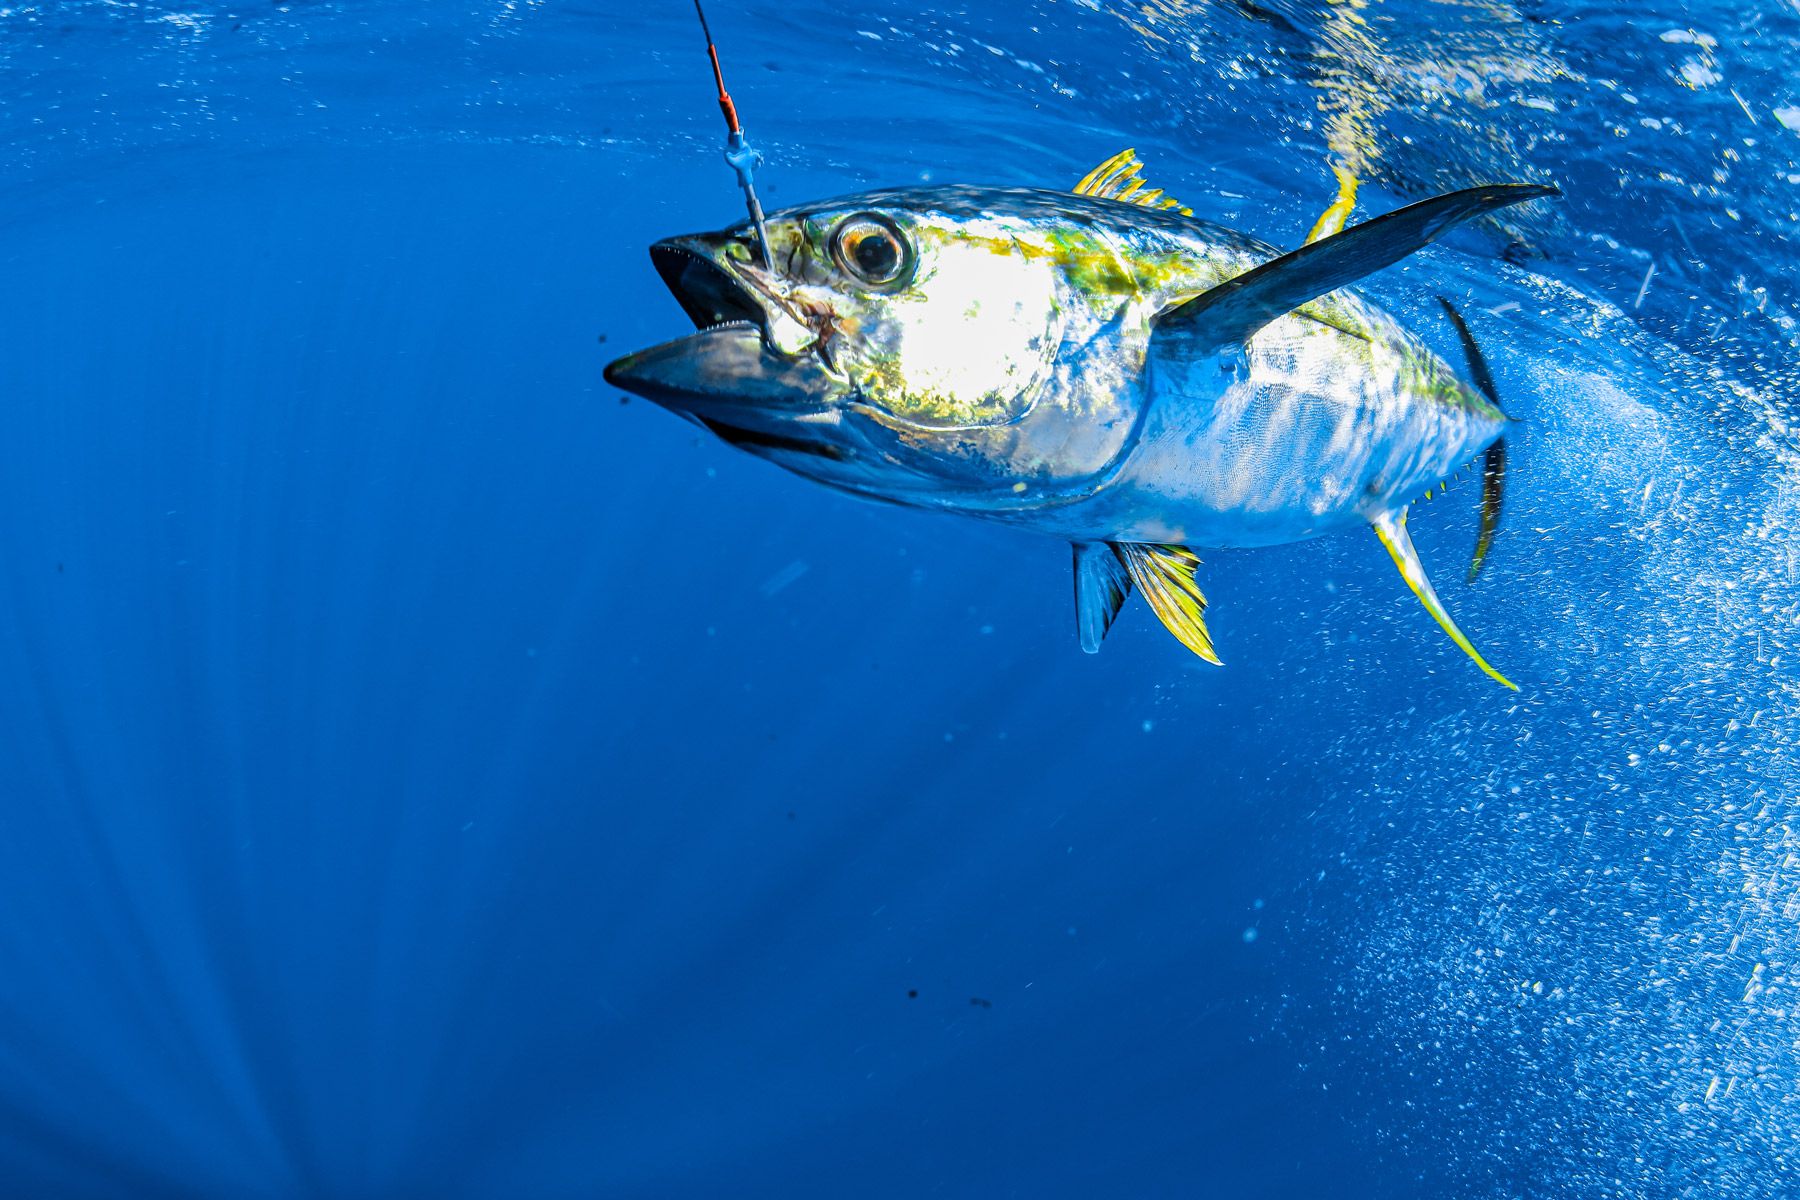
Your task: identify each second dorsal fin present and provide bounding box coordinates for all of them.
[1437,297,1511,582]
[1074,149,1193,217]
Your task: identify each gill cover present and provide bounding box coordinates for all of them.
[815,207,1065,433]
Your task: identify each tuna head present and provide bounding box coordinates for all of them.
[603,187,1154,512]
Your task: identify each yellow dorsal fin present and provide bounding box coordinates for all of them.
[1074,149,1193,217]
[1114,543,1220,664]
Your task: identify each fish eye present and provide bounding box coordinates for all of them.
[831,214,913,287]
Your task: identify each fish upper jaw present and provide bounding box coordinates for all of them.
[604,232,851,422]
[649,236,765,332]
[649,236,821,358]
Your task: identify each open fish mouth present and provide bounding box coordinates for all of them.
[603,235,839,422]
[650,240,769,335]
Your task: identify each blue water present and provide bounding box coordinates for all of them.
[3,2,1798,1196]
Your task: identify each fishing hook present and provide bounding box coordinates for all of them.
[693,0,773,269]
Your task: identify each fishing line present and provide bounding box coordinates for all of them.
[693,0,773,268]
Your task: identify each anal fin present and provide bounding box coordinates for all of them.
[1073,541,1133,654]
[1372,510,1517,690]
[1114,543,1221,665]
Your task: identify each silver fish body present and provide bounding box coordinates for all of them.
[1033,268,1506,548]
[605,162,1551,686]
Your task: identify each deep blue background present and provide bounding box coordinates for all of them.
[2,3,1798,1196]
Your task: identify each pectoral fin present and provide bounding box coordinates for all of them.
[1115,543,1221,665]
[1372,510,1517,690]
[1436,297,1503,409]
[1073,541,1133,654]
[1155,182,1559,356]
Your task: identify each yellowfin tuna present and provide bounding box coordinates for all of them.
[605,150,1557,688]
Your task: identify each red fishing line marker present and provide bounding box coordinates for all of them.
[693,1,772,267]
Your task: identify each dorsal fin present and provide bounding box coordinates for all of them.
[1074,149,1193,217]
[1436,297,1510,582]
[1305,164,1360,244]
[1114,543,1221,665]
[1468,439,1508,583]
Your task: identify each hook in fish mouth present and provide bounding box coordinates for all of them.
[603,235,841,424]
[650,240,769,334]
[650,236,823,356]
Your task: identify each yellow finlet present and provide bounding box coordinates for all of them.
[1114,543,1221,665]
[1074,149,1194,217]
[1372,510,1517,690]
[1305,164,1360,244]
